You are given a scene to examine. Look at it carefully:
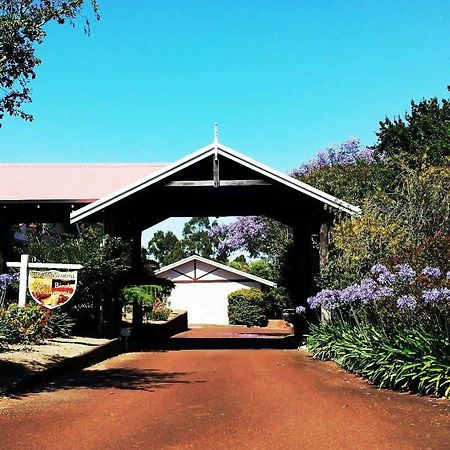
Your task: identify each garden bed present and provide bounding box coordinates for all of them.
[0,336,114,395]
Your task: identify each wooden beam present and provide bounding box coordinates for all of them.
[166,179,272,187]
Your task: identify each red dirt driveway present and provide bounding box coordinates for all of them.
[0,325,449,450]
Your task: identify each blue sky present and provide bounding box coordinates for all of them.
[1,1,449,243]
[1,0,449,174]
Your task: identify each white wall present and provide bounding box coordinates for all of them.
[169,280,260,325]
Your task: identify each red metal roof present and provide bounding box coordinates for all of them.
[0,163,168,202]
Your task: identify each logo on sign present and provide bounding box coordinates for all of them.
[28,270,78,309]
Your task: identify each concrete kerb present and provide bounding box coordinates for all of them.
[2,337,123,396]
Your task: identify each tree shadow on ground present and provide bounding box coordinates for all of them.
[6,368,199,399]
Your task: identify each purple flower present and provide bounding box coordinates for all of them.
[375,286,394,299]
[397,295,417,309]
[307,289,339,310]
[421,266,441,278]
[423,288,450,303]
[307,295,321,309]
[0,273,17,291]
[358,278,378,302]
[446,271,450,280]
[339,284,361,303]
[395,264,416,282]
[290,138,375,178]
[370,264,396,284]
[208,224,223,238]
[295,306,306,315]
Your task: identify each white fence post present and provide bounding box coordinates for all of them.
[18,254,29,307]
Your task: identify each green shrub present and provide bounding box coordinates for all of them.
[228,288,268,327]
[307,322,450,398]
[0,303,75,344]
[0,303,51,344]
[148,301,171,321]
[122,285,172,322]
[47,310,75,337]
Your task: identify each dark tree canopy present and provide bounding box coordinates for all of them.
[375,96,450,170]
[147,217,222,267]
[0,0,99,126]
[181,217,220,260]
[147,230,185,267]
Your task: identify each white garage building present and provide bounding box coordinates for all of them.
[155,255,276,325]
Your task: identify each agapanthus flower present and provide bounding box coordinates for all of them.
[307,295,321,309]
[307,289,339,310]
[358,277,378,302]
[397,295,417,309]
[375,286,394,299]
[421,266,441,278]
[370,264,395,285]
[295,306,306,315]
[423,288,450,303]
[339,284,361,303]
[0,273,18,291]
[395,263,416,282]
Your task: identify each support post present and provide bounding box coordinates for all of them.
[130,231,143,332]
[292,215,320,340]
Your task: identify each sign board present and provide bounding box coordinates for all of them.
[28,270,78,309]
[7,255,83,307]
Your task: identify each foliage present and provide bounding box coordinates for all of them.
[147,301,171,321]
[374,97,450,171]
[0,302,74,344]
[0,0,99,126]
[262,287,292,319]
[122,284,172,322]
[122,284,171,307]
[320,167,450,289]
[47,309,75,337]
[181,217,221,260]
[20,225,129,333]
[307,322,450,398]
[147,230,186,267]
[227,288,268,327]
[227,258,274,281]
[291,138,389,206]
[148,217,221,266]
[0,272,19,308]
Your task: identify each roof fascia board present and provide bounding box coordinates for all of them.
[70,144,216,223]
[156,254,276,287]
[217,144,361,215]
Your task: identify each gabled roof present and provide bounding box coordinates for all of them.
[0,163,167,202]
[70,142,360,223]
[155,254,276,287]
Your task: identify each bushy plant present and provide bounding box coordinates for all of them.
[122,284,172,322]
[47,309,75,337]
[0,303,75,344]
[228,288,268,327]
[147,301,171,321]
[306,262,450,398]
[307,322,450,398]
[0,303,51,344]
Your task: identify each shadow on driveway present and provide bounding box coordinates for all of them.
[139,334,298,351]
[6,367,199,399]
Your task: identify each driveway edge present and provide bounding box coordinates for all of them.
[2,338,123,396]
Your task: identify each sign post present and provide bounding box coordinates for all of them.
[18,254,29,307]
[7,255,83,308]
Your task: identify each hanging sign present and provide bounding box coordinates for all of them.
[28,270,78,309]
